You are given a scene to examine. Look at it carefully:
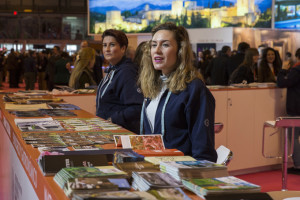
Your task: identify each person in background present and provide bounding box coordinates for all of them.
[96,29,143,134]
[210,48,217,58]
[126,46,135,61]
[80,40,88,49]
[23,50,37,90]
[46,46,61,91]
[258,47,281,82]
[229,48,259,84]
[285,52,294,68]
[69,47,96,89]
[197,51,204,70]
[258,44,268,59]
[37,51,48,90]
[133,41,147,69]
[201,49,213,83]
[6,48,20,88]
[206,45,231,85]
[92,50,104,85]
[277,48,300,174]
[54,52,70,86]
[75,29,83,40]
[138,22,217,161]
[0,50,6,87]
[227,42,250,78]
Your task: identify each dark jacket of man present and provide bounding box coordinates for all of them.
[277,62,300,116]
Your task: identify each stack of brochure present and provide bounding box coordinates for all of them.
[54,166,128,189]
[14,117,65,132]
[131,171,183,191]
[160,160,228,181]
[182,176,261,199]
[38,153,108,176]
[113,151,144,163]
[47,103,81,110]
[56,118,122,131]
[64,177,131,198]
[145,156,196,166]
[72,190,143,200]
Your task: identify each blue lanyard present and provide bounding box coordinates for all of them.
[140,91,172,136]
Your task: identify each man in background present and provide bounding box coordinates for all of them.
[46,46,61,91]
[277,48,300,174]
[227,42,250,78]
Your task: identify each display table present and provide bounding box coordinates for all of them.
[0,96,131,200]
[0,95,204,200]
[56,87,287,174]
[0,86,288,199]
[53,93,96,115]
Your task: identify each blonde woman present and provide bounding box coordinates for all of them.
[138,22,217,161]
[69,47,96,89]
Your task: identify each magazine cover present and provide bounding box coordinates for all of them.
[182,176,260,197]
[114,135,165,150]
[57,118,122,131]
[15,117,65,132]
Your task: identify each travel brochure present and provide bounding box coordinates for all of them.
[145,156,196,166]
[14,117,65,132]
[114,135,165,150]
[5,103,49,111]
[38,153,108,176]
[47,103,81,110]
[160,160,229,181]
[10,109,77,117]
[54,166,128,189]
[182,176,261,198]
[132,171,183,191]
[22,131,133,150]
[57,118,122,131]
[3,94,62,104]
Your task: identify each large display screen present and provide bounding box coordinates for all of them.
[275,0,300,29]
[88,0,272,34]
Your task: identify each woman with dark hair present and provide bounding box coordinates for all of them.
[96,29,143,134]
[258,47,281,82]
[229,48,259,84]
[138,22,217,161]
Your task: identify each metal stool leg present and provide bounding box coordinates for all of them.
[282,127,289,191]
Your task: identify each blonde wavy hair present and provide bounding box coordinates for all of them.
[138,22,202,99]
[69,47,96,88]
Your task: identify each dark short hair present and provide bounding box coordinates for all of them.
[54,46,60,51]
[102,29,128,49]
[237,42,250,53]
[28,50,35,57]
[221,45,231,55]
[258,44,268,48]
[296,48,300,59]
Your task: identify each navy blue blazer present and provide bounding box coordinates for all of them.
[142,78,217,162]
[277,62,300,116]
[96,57,143,133]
